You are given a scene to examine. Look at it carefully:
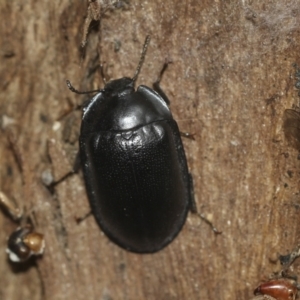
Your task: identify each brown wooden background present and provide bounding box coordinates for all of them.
[1,1,300,299]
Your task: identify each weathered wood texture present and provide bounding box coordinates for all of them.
[1,1,300,299]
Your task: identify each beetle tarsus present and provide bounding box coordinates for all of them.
[75,211,92,224]
[198,213,222,234]
[180,132,195,140]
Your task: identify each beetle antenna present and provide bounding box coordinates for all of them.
[132,35,151,82]
[66,80,103,94]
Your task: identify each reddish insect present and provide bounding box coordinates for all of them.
[253,278,298,300]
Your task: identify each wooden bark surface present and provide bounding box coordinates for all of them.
[1,1,300,299]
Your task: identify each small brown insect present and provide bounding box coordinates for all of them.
[0,134,45,262]
[6,225,45,263]
[254,278,298,300]
[0,191,45,262]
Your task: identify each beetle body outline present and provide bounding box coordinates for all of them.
[69,36,194,253]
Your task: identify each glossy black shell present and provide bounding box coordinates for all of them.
[80,77,191,253]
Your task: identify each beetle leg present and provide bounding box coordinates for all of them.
[72,151,81,173]
[43,140,81,192]
[100,63,109,85]
[154,63,195,139]
[188,173,197,213]
[75,211,92,224]
[198,213,222,234]
[180,132,195,140]
[49,151,80,187]
[46,169,77,190]
[153,61,172,106]
[188,173,222,234]
[72,153,93,225]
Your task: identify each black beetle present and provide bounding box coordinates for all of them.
[67,36,208,253]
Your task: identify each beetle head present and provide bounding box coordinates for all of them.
[104,77,134,97]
